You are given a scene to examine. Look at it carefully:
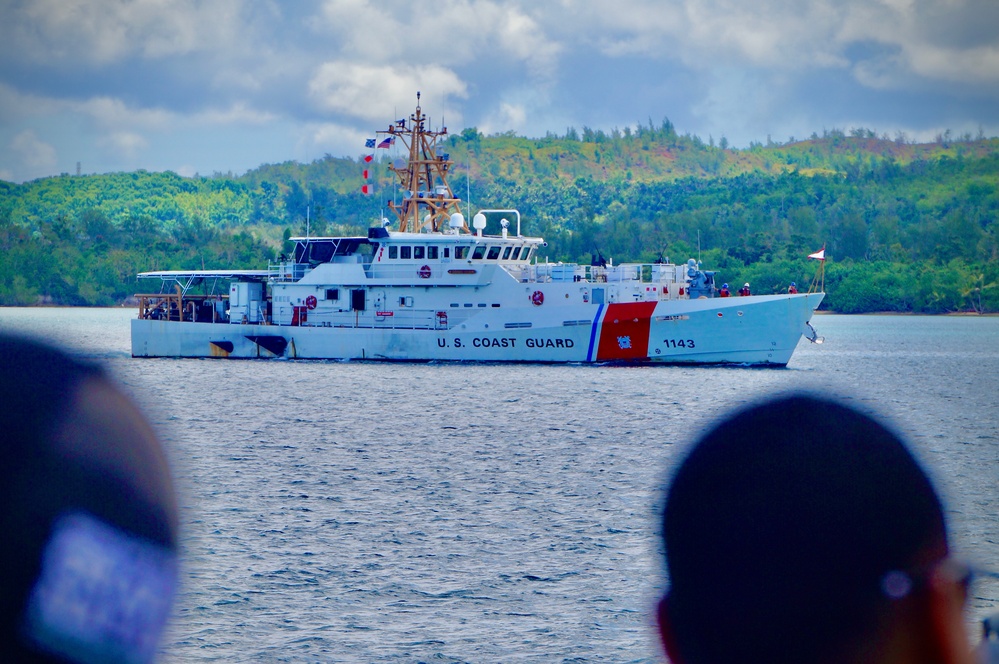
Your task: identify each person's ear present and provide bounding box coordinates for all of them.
[924,567,975,664]
[657,594,685,664]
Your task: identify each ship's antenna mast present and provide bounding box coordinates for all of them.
[381,91,466,233]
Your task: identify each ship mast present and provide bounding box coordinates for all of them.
[380,92,466,233]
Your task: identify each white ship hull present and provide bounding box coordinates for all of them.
[132,292,822,365]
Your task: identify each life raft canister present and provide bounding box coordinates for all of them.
[418,265,432,279]
[305,295,318,310]
[532,290,544,306]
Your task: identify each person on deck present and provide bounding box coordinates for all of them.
[788,282,798,294]
[0,335,180,664]
[718,283,730,297]
[656,393,981,664]
[738,282,751,296]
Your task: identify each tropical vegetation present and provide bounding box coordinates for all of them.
[1,123,997,312]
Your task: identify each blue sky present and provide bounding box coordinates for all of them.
[1,0,997,182]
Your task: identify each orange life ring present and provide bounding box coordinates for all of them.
[305,295,317,310]
[418,265,432,279]
[532,290,544,306]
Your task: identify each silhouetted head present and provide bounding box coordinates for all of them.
[0,335,178,663]
[659,394,953,664]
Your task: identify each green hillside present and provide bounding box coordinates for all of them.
[1,124,997,312]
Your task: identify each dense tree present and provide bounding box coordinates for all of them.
[1,132,997,312]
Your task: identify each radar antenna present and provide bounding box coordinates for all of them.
[380,92,466,233]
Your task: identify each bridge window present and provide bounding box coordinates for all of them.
[455,246,468,260]
[428,246,439,259]
[502,246,512,260]
[388,246,398,259]
[325,288,339,300]
[414,246,425,259]
[401,246,412,259]
[487,246,501,260]
[472,245,486,260]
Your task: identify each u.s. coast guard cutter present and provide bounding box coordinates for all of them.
[132,96,823,365]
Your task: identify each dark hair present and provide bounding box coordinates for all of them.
[661,394,946,664]
[0,335,177,661]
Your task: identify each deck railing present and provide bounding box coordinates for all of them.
[137,293,229,322]
[268,260,688,286]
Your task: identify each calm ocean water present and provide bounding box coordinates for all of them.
[1,307,997,663]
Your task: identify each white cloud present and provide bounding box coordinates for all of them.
[7,0,253,65]
[216,70,267,94]
[494,6,563,80]
[313,0,561,81]
[834,0,999,88]
[312,0,394,54]
[193,103,279,126]
[480,102,529,135]
[73,96,174,131]
[577,0,848,69]
[308,122,354,146]
[308,61,468,123]
[301,121,370,157]
[0,83,60,121]
[72,96,278,130]
[10,130,58,172]
[99,131,149,158]
[553,0,999,89]
[0,0,995,181]
[0,82,291,177]
[906,44,999,84]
